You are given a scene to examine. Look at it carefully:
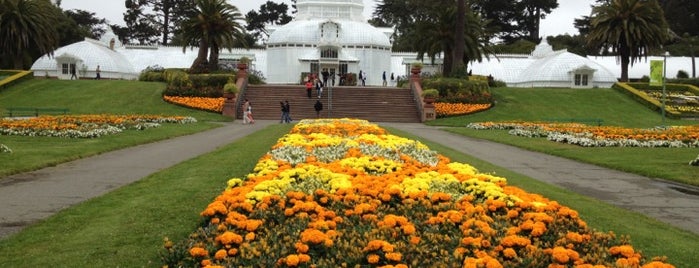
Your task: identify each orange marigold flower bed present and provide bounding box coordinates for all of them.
[163,95,225,113]
[162,118,675,267]
[435,102,492,117]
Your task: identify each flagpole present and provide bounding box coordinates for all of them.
[662,51,669,127]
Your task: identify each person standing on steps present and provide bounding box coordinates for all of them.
[358,70,363,86]
[382,71,387,86]
[315,78,323,99]
[305,79,313,98]
[314,100,323,118]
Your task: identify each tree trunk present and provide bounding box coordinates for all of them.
[161,0,171,45]
[452,0,466,76]
[620,52,630,82]
[209,43,219,72]
[190,39,209,73]
[442,44,454,76]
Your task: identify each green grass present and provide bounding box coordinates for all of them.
[0,79,230,177]
[0,124,294,267]
[432,87,695,128]
[429,87,699,186]
[0,124,696,267]
[388,127,699,268]
[0,82,697,266]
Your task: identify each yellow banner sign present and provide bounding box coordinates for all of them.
[650,60,664,86]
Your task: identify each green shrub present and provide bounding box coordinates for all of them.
[669,78,699,87]
[422,77,492,103]
[677,70,690,79]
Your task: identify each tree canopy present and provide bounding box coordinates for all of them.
[0,0,61,69]
[180,0,246,73]
[587,0,669,81]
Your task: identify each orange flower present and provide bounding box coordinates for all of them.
[367,254,380,264]
[285,254,300,266]
[214,249,227,260]
[189,247,208,258]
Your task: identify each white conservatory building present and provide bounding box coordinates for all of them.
[265,0,392,85]
[31,0,694,87]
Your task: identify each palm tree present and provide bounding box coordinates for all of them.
[409,1,490,76]
[0,0,60,69]
[180,0,246,73]
[587,0,669,82]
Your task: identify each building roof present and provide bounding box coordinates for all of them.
[31,39,135,74]
[267,20,391,48]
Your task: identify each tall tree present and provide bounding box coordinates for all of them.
[587,0,669,82]
[123,0,194,45]
[379,0,490,75]
[124,0,159,44]
[659,0,699,36]
[64,9,107,39]
[245,1,292,42]
[0,0,61,69]
[471,0,558,43]
[515,0,558,42]
[452,0,466,75]
[180,0,246,73]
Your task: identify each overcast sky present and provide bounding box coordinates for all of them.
[60,0,596,37]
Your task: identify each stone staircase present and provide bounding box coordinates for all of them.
[236,85,421,123]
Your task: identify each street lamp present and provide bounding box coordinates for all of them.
[661,51,669,126]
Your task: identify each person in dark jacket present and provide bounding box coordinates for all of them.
[314,100,323,118]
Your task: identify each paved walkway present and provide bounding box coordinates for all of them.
[1,121,698,240]
[0,121,273,239]
[383,123,699,235]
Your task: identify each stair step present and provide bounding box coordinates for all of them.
[237,85,421,123]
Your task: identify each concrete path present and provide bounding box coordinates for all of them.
[382,123,699,235]
[0,120,273,239]
[1,120,698,241]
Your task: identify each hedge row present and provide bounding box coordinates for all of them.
[422,77,493,104]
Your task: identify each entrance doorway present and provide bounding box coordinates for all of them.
[321,66,336,86]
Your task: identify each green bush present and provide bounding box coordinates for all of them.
[677,70,690,79]
[422,77,492,103]
[669,78,699,87]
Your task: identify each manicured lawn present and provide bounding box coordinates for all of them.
[0,82,696,267]
[432,87,695,128]
[0,79,230,177]
[429,87,699,186]
[0,124,696,267]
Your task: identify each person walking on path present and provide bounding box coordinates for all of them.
[390,72,395,87]
[382,71,387,86]
[280,100,292,123]
[243,99,254,124]
[95,65,101,80]
[314,100,323,118]
[70,67,77,80]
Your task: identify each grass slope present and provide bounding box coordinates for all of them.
[0,79,229,177]
[429,87,699,186]
[433,87,695,128]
